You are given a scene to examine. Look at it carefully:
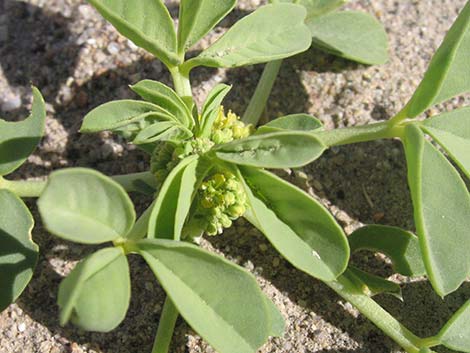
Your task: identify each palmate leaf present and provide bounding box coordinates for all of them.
[182,3,311,70]
[87,0,180,66]
[0,87,46,176]
[270,0,346,21]
[80,100,176,133]
[58,247,130,332]
[214,131,326,168]
[240,167,349,281]
[38,168,135,244]
[0,190,38,312]
[347,266,402,300]
[148,156,201,241]
[436,300,470,352]
[256,113,323,134]
[131,80,193,128]
[199,84,231,138]
[137,238,282,353]
[349,225,425,277]
[178,0,236,54]
[404,124,470,296]
[421,107,470,179]
[308,11,389,65]
[400,1,470,118]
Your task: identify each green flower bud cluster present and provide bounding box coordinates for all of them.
[210,107,254,145]
[184,171,248,237]
[151,138,214,185]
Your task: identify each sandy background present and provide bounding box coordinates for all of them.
[1,0,470,352]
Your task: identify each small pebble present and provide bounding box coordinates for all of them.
[1,94,21,112]
[107,41,120,55]
[18,323,26,332]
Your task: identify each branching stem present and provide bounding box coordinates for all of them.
[314,120,406,147]
[151,297,179,353]
[0,171,156,198]
[328,271,437,353]
[242,60,283,126]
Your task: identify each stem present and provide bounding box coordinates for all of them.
[328,271,432,353]
[242,60,283,126]
[0,171,156,198]
[151,297,179,353]
[313,121,406,147]
[169,66,192,100]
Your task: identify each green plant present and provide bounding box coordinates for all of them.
[2,1,470,353]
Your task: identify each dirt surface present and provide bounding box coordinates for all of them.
[1,0,470,352]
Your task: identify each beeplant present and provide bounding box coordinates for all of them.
[1,1,470,353]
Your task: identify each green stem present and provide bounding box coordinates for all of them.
[0,171,156,198]
[328,271,434,353]
[242,60,283,126]
[169,66,193,100]
[313,121,406,147]
[151,297,179,353]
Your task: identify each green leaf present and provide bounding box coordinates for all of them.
[256,114,323,134]
[437,300,470,352]
[178,0,236,53]
[404,124,470,296]
[199,84,231,138]
[348,266,402,300]
[182,3,312,70]
[148,156,201,240]
[0,190,38,312]
[214,131,326,168]
[137,238,274,353]
[263,295,285,338]
[87,0,179,66]
[131,80,193,128]
[80,100,175,134]
[400,2,470,118]
[58,247,130,332]
[308,11,389,65]
[0,87,46,176]
[133,122,192,145]
[38,168,136,244]
[298,0,345,20]
[421,107,470,179]
[240,167,349,281]
[348,225,425,277]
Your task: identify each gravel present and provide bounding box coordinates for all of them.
[1,0,470,352]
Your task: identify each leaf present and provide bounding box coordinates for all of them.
[263,295,285,338]
[256,114,323,134]
[178,0,236,53]
[404,124,470,296]
[133,123,192,145]
[137,238,274,353]
[240,167,349,281]
[0,190,38,312]
[0,87,46,176]
[80,100,175,134]
[214,131,326,168]
[421,107,470,179]
[58,247,130,332]
[131,80,193,127]
[348,225,425,277]
[308,11,389,65]
[87,0,180,66]
[199,84,231,138]
[38,168,136,244]
[437,300,470,352]
[182,4,312,70]
[298,0,345,20]
[148,156,202,240]
[348,266,402,300]
[400,2,470,118]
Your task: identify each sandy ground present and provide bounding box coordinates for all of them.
[1,0,470,352]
